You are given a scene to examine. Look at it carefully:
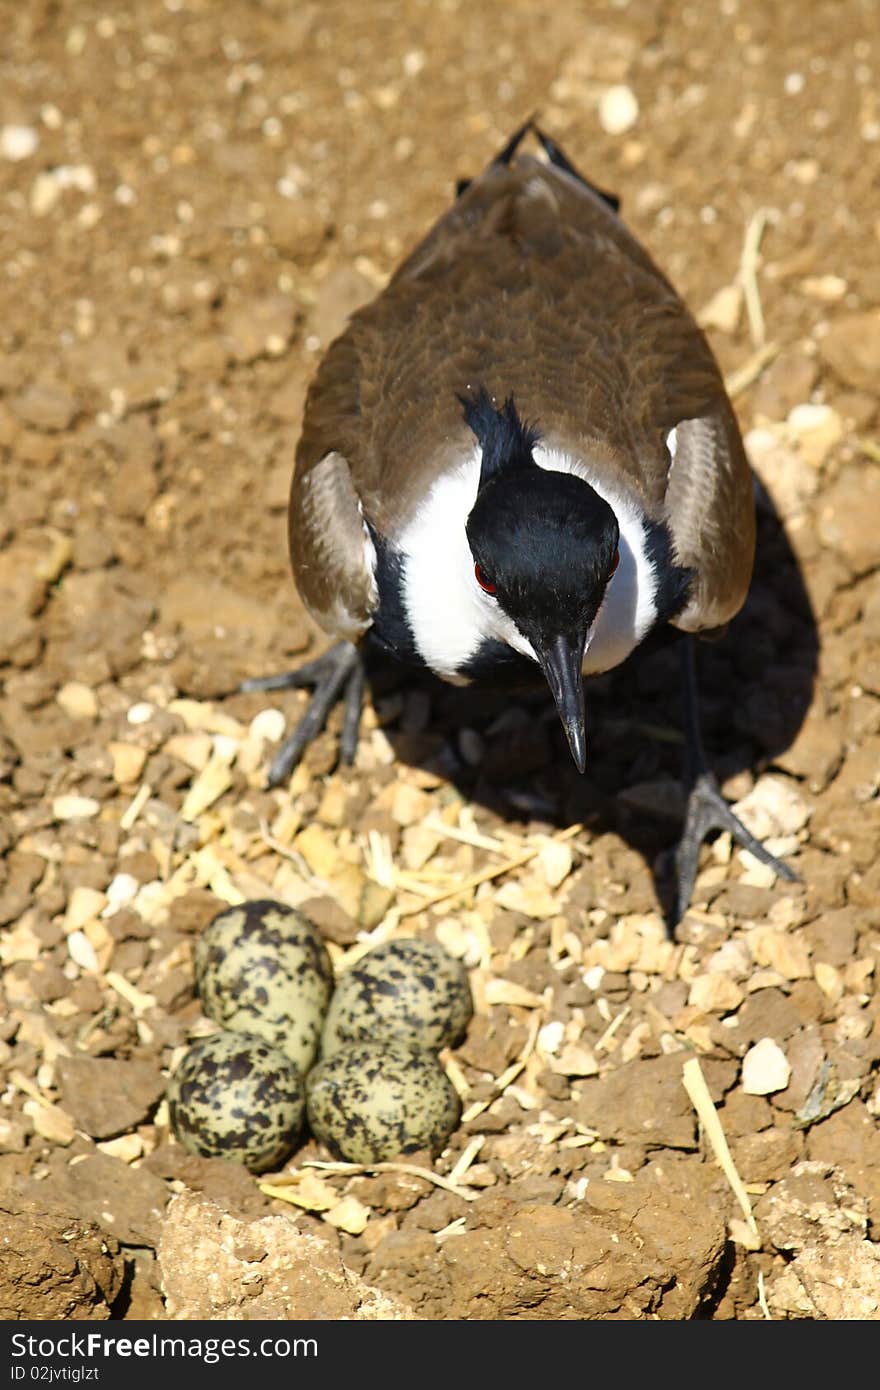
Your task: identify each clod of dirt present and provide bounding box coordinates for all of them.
[818,312,880,392]
[0,1196,124,1320]
[17,1152,170,1249]
[758,1162,880,1319]
[575,1053,698,1149]
[816,463,880,577]
[365,1164,728,1319]
[55,1055,166,1139]
[158,1191,416,1319]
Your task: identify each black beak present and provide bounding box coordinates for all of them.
[535,632,587,774]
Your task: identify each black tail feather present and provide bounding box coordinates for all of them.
[466,118,620,215]
[493,115,537,167]
[530,122,621,213]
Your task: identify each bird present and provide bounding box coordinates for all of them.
[242,120,795,926]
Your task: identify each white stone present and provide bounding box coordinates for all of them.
[248,707,286,744]
[732,775,811,841]
[103,873,139,914]
[64,886,106,932]
[1,125,39,161]
[538,1020,565,1056]
[705,938,752,981]
[737,850,780,888]
[30,172,61,216]
[746,426,816,516]
[127,701,156,725]
[52,794,100,821]
[67,930,100,973]
[54,164,95,192]
[23,1099,75,1146]
[599,84,639,135]
[211,733,239,763]
[698,283,743,334]
[56,681,98,720]
[688,973,745,1013]
[741,1037,791,1095]
[800,274,847,302]
[538,839,574,889]
[552,1044,599,1077]
[786,402,843,468]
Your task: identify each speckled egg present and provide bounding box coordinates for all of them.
[306,1041,461,1162]
[166,1031,305,1173]
[321,938,472,1057]
[194,900,333,1072]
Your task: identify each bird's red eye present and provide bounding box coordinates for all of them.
[609,548,620,576]
[475,563,496,594]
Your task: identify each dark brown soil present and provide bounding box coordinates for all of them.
[2,0,879,1321]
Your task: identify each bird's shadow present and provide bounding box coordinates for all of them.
[354,478,818,931]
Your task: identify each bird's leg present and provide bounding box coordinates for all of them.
[238,640,365,787]
[673,635,797,927]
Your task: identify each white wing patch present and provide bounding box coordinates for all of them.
[397,444,660,681]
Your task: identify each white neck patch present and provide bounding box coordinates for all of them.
[396,444,659,682]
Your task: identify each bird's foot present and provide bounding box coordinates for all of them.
[238,640,364,786]
[672,769,798,929]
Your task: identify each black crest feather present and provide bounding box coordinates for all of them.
[458,387,540,487]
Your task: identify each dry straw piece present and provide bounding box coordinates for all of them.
[264,1158,480,1203]
[681,1056,758,1247]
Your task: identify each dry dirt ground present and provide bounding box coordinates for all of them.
[2,0,880,1322]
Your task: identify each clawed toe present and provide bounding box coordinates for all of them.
[238,641,365,786]
[670,637,798,930]
[672,768,798,928]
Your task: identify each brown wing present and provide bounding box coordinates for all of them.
[292,146,754,632]
[288,448,376,640]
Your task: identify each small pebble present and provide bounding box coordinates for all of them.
[538,1020,565,1055]
[800,274,847,302]
[108,742,148,785]
[127,701,156,725]
[688,973,745,1013]
[52,794,100,821]
[67,930,100,973]
[786,402,843,468]
[552,1044,599,1078]
[103,873,139,913]
[65,886,107,932]
[598,85,639,135]
[56,681,98,720]
[732,776,811,840]
[23,1099,75,1146]
[698,283,743,335]
[538,839,573,889]
[249,707,286,744]
[1,125,40,161]
[741,1037,792,1095]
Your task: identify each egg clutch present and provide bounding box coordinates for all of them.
[166,900,473,1173]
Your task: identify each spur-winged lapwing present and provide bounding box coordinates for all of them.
[243,121,794,924]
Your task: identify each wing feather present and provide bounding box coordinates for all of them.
[291,143,754,631]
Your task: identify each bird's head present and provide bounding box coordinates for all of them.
[462,390,619,772]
